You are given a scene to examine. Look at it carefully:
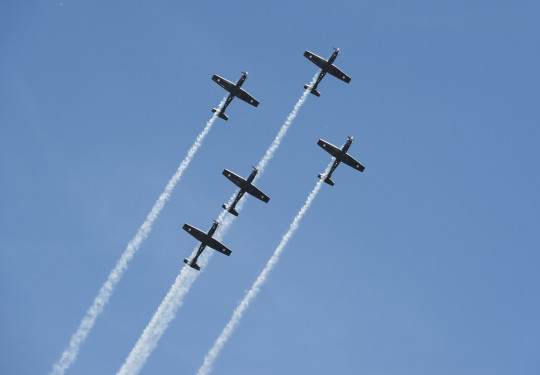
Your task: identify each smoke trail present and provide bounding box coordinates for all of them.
[50,98,227,375]
[116,204,234,375]
[116,74,319,375]
[256,72,319,174]
[196,161,333,375]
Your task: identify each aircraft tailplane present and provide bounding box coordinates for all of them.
[212,108,229,121]
[318,173,334,186]
[304,85,320,97]
[222,204,239,217]
[183,258,201,271]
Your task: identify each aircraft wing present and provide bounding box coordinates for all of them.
[317,139,342,158]
[245,184,270,203]
[223,169,246,189]
[341,153,365,172]
[326,64,351,83]
[304,51,328,70]
[212,74,236,93]
[236,88,259,107]
[205,238,232,256]
[183,224,209,243]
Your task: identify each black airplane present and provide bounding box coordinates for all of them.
[183,221,231,271]
[211,72,260,121]
[317,136,365,186]
[303,48,351,97]
[222,167,270,216]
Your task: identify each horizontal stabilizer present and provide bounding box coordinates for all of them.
[318,174,335,186]
[212,108,229,121]
[222,204,239,217]
[304,85,320,97]
[183,258,201,271]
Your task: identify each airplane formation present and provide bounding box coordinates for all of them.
[183,47,365,271]
[48,47,366,375]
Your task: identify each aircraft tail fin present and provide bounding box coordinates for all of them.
[222,204,239,217]
[318,174,335,186]
[212,108,229,121]
[304,85,321,97]
[184,258,201,271]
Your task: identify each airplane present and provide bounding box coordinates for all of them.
[317,136,365,186]
[303,47,351,97]
[182,220,231,271]
[222,167,270,216]
[211,72,260,121]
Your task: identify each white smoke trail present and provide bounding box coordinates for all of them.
[196,161,334,375]
[116,74,319,375]
[256,72,319,174]
[116,204,234,375]
[50,98,227,375]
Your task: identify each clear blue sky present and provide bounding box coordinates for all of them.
[1,1,539,374]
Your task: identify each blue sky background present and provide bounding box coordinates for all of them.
[1,1,539,374]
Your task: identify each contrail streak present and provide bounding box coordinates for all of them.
[196,161,333,375]
[256,72,319,174]
[50,98,227,375]
[116,206,233,375]
[116,74,319,375]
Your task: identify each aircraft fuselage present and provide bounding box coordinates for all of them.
[327,50,339,65]
[236,73,247,88]
[183,221,227,271]
[228,168,257,212]
[317,137,362,186]
[222,167,269,216]
[246,168,257,184]
[312,51,339,91]
[191,221,219,264]
[304,48,350,97]
[219,73,248,114]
